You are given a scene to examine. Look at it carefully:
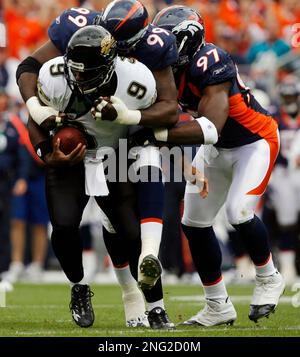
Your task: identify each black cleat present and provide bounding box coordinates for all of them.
[248,304,276,323]
[69,284,95,328]
[138,255,162,290]
[147,307,176,330]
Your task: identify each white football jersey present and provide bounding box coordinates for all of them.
[37,56,157,151]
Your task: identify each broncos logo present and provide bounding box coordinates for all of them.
[172,20,204,36]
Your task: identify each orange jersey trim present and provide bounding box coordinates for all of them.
[247,136,279,195]
[228,93,279,195]
[229,93,278,141]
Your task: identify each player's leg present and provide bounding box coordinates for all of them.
[131,145,164,290]
[95,182,149,328]
[132,146,175,329]
[182,146,237,326]
[26,173,49,282]
[269,166,298,285]
[46,163,94,328]
[96,180,174,330]
[5,189,28,283]
[225,137,285,322]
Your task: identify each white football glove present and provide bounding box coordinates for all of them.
[92,96,141,125]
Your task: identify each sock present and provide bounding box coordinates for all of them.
[142,277,164,303]
[138,166,164,259]
[114,264,145,321]
[51,227,84,283]
[147,298,164,312]
[255,253,276,277]
[203,277,228,302]
[232,215,271,266]
[140,221,162,259]
[114,264,139,293]
[182,225,222,284]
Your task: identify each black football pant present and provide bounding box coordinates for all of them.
[45,162,163,302]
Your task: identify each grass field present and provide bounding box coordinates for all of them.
[0,283,299,337]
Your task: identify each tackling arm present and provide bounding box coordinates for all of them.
[139,66,178,127]
[17,41,61,102]
[161,82,231,144]
[92,66,179,127]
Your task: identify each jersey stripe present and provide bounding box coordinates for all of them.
[229,93,278,141]
[115,2,143,31]
[247,131,279,195]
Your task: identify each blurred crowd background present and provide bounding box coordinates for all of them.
[1,0,300,289]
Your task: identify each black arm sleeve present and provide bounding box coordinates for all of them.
[16,56,42,84]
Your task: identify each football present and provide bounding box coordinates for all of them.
[52,126,87,155]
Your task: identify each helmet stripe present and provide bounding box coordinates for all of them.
[115,2,143,31]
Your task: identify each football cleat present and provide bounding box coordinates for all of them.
[126,314,149,328]
[122,289,149,328]
[69,284,95,328]
[147,307,176,330]
[138,255,162,290]
[249,271,285,323]
[182,298,237,327]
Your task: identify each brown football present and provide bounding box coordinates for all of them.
[52,126,87,155]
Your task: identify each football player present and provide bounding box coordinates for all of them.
[16,1,179,328]
[28,25,178,330]
[145,5,284,325]
[268,78,300,285]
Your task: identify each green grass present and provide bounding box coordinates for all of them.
[0,283,299,337]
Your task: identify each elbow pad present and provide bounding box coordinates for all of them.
[195,117,218,145]
[16,56,42,84]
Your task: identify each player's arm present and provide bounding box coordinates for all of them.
[17,41,62,128]
[156,82,231,144]
[17,41,61,102]
[28,116,85,167]
[92,66,178,127]
[138,66,178,127]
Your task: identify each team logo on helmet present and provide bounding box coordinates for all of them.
[173,20,204,36]
[100,35,116,55]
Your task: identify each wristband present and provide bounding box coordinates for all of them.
[125,110,141,125]
[195,117,218,145]
[153,128,168,142]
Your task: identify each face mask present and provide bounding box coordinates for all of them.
[283,102,299,116]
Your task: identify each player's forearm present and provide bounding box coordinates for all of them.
[154,118,218,145]
[27,116,49,147]
[139,99,179,128]
[17,72,39,102]
[166,121,205,144]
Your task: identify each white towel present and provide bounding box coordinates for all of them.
[84,151,109,196]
